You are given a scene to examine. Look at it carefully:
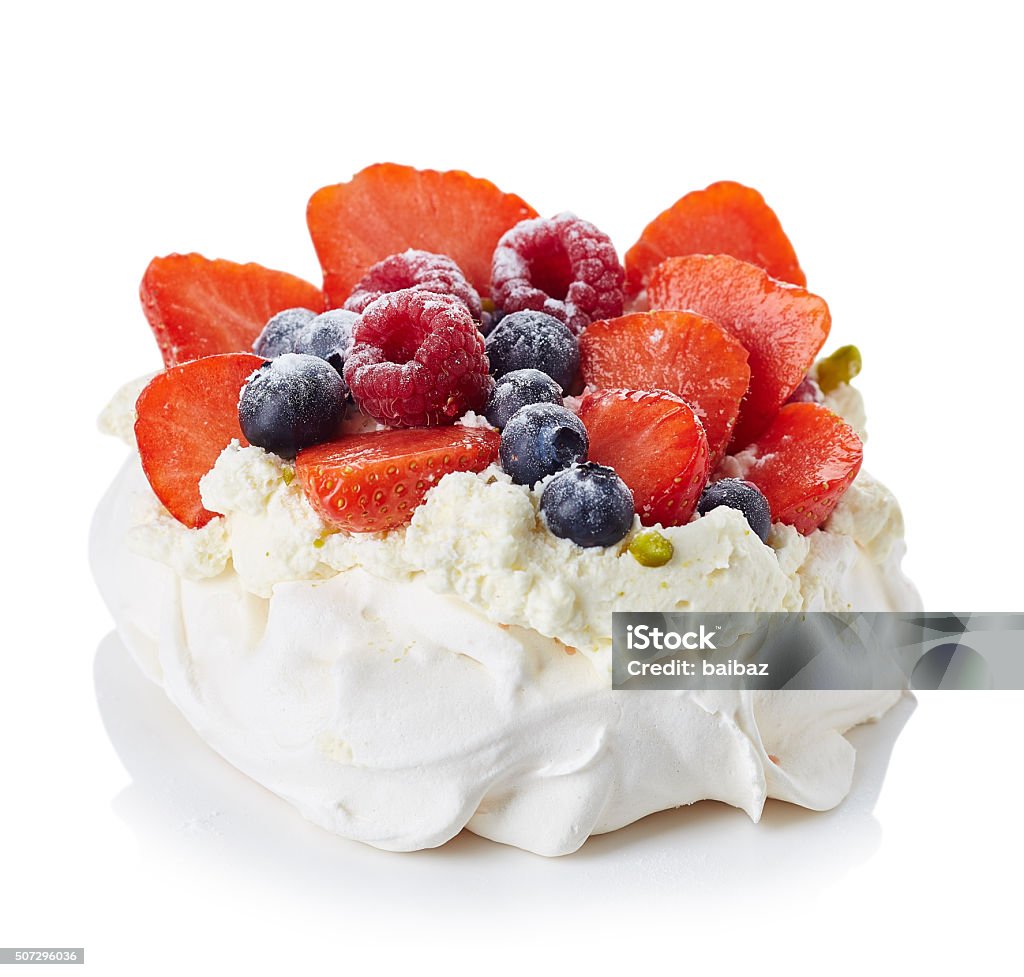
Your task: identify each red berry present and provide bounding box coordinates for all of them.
[297,427,500,533]
[491,213,624,334]
[743,403,863,534]
[344,290,492,428]
[578,310,750,465]
[648,254,831,447]
[134,353,265,528]
[624,180,806,299]
[343,249,482,319]
[141,254,323,368]
[308,163,536,307]
[578,389,709,527]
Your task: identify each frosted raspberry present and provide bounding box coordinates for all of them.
[491,213,625,334]
[344,289,492,427]
[343,249,483,320]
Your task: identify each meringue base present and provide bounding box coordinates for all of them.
[92,460,906,856]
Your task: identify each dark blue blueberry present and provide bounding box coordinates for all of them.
[479,307,505,337]
[252,307,317,358]
[786,376,824,404]
[293,309,358,386]
[485,369,563,430]
[696,478,772,542]
[238,353,346,459]
[499,403,588,486]
[485,310,579,392]
[540,462,635,548]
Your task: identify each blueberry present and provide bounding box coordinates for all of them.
[253,307,317,358]
[786,376,824,404]
[485,310,579,392]
[696,478,772,542]
[479,307,505,337]
[541,462,635,548]
[238,353,346,459]
[499,403,588,486]
[485,369,563,430]
[293,309,358,383]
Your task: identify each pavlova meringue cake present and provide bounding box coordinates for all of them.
[92,165,920,856]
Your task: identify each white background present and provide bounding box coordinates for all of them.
[2,1,1022,974]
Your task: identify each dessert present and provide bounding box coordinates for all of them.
[92,164,920,856]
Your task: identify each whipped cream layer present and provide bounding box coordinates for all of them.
[92,379,921,855]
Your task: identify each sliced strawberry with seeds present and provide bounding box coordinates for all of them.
[308,163,537,307]
[743,403,863,534]
[648,254,830,447]
[578,310,749,464]
[579,389,709,527]
[141,254,323,368]
[296,427,500,533]
[624,180,806,298]
[134,353,264,528]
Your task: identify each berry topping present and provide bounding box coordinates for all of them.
[134,353,265,528]
[540,462,634,549]
[499,403,588,487]
[624,180,806,299]
[648,254,831,447]
[578,389,710,527]
[491,213,625,334]
[343,250,482,320]
[696,478,772,542]
[485,369,563,430]
[628,529,674,567]
[296,427,500,533]
[308,163,536,307]
[479,301,505,337]
[293,310,358,378]
[816,344,863,393]
[238,354,346,459]
[485,310,580,392]
[141,254,323,368]
[786,376,825,404]
[742,403,863,534]
[344,290,492,428]
[578,310,750,464]
[253,307,318,358]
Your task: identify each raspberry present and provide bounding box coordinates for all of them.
[491,213,624,334]
[344,289,492,427]
[343,249,483,320]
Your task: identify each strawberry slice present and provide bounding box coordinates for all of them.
[743,403,863,534]
[141,254,323,368]
[624,180,806,299]
[307,163,537,307]
[296,427,500,533]
[134,353,264,528]
[648,254,830,447]
[578,389,709,527]
[578,310,750,464]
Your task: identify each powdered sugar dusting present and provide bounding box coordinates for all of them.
[457,410,496,430]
